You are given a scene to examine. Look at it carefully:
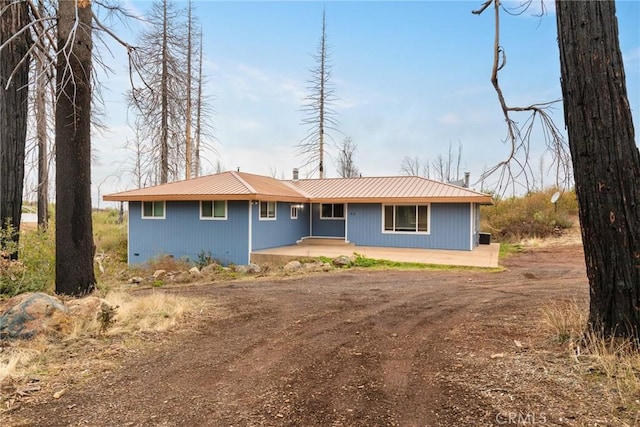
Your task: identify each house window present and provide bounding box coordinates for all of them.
[291,205,299,219]
[142,201,165,219]
[383,204,429,233]
[201,200,227,220]
[260,201,276,220]
[320,203,345,219]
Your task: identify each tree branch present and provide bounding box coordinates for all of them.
[473,0,571,194]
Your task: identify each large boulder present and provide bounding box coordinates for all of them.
[247,263,262,274]
[66,296,111,319]
[0,293,69,339]
[284,260,302,272]
[201,263,220,275]
[332,255,352,267]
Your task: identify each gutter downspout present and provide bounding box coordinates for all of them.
[248,200,253,264]
[469,203,474,251]
[344,202,349,243]
[127,202,131,264]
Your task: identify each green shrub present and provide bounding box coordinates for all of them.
[93,208,127,263]
[0,208,130,297]
[0,226,55,296]
[196,250,216,268]
[481,188,578,243]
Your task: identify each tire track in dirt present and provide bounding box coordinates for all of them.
[6,245,588,426]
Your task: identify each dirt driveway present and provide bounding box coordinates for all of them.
[7,243,607,426]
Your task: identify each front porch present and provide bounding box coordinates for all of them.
[251,239,500,268]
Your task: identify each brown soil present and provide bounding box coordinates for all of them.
[3,242,628,426]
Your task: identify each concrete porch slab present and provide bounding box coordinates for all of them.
[251,243,500,268]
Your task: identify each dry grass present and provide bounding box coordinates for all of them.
[0,290,203,412]
[0,348,39,384]
[104,291,198,335]
[541,299,587,343]
[0,336,50,391]
[541,300,640,410]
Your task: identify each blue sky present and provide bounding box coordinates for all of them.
[93,0,640,204]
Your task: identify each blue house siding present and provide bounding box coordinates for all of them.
[251,202,310,251]
[346,203,472,250]
[128,200,249,266]
[310,203,345,237]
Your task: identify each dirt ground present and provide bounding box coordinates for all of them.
[4,242,629,426]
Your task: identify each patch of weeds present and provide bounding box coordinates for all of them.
[196,250,216,269]
[350,253,493,271]
[541,299,586,344]
[152,279,165,288]
[145,255,192,273]
[352,254,379,267]
[499,243,523,259]
[98,303,118,334]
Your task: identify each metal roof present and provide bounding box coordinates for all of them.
[103,172,493,204]
[290,176,493,204]
[102,171,308,202]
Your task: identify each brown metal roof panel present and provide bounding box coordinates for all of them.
[104,173,492,204]
[290,175,490,201]
[103,172,254,200]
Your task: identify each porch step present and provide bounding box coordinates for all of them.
[297,237,354,246]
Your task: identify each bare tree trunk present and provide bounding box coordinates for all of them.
[0,0,31,257]
[298,9,337,179]
[160,0,169,184]
[184,0,192,180]
[35,25,49,230]
[318,11,326,179]
[55,0,96,296]
[194,29,203,177]
[556,0,640,338]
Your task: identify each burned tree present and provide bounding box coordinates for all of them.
[556,0,640,338]
[474,0,639,339]
[55,0,96,295]
[0,0,32,257]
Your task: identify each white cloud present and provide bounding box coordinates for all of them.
[438,113,462,125]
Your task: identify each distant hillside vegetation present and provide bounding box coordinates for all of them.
[480,189,578,242]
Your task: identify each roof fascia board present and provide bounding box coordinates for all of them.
[103,194,309,203]
[306,197,493,204]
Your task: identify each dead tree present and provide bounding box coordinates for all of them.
[0,0,32,257]
[556,0,640,339]
[336,136,360,178]
[472,0,571,194]
[129,0,188,184]
[184,0,192,180]
[474,0,640,339]
[298,10,339,179]
[55,0,96,295]
[400,156,430,178]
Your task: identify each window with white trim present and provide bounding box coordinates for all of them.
[200,200,227,220]
[383,204,429,233]
[320,203,345,219]
[290,205,299,219]
[142,201,165,219]
[259,201,276,220]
